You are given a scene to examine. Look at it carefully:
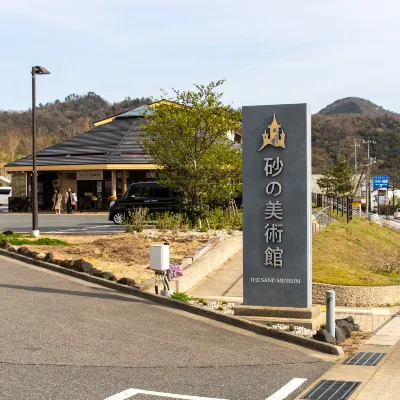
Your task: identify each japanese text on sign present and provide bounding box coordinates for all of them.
[264,157,284,267]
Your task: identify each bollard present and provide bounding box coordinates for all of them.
[326,289,336,337]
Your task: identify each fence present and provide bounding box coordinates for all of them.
[312,205,332,237]
[312,193,354,223]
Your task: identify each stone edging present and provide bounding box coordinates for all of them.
[313,282,400,307]
[0,248,342,356]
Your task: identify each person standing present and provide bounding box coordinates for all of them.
[65,188,72,214]
[52,190,62,214]
[71,189,78,212]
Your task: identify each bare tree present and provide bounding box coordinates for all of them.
[5,131,21,162]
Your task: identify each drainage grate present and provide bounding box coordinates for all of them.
[343,352,386,366]
[301,380,360,399]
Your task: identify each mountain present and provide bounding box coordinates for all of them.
[318,97,399,117]
[1,93,400,181]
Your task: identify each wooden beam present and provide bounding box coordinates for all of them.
[122,170,127,194]
[5,164,158,172]
[111,170,117,197]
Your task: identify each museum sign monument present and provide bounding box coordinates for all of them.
[242,104,311,308]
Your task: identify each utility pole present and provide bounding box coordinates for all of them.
[393,169,396,213]
[353,139,361,175]
[363,139,376,219]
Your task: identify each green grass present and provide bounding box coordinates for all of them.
[313,217,400,286]
[0,233,71,246]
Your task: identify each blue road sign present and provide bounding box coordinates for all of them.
[373,175,390,189]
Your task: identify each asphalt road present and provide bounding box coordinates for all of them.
[0,212,124,234]
[0,256,333,400]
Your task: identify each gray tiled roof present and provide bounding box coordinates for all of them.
[6,117,154,167]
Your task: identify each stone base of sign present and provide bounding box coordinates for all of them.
[234,305,325,330]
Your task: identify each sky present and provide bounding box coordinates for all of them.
[1,0,400,114]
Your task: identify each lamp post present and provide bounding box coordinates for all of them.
[31,66,50,238]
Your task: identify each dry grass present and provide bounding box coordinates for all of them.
[28,230,215,283]
[313,217,400,286]
[340,331,373,355]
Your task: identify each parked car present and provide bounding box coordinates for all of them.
[109,182,180,225]
[0,186,12,206]
[394,208,400,220]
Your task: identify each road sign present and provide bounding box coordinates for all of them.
[373,175,390,190]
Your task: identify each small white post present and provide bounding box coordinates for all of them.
[326,289,336,337]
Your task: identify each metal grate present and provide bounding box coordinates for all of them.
[343,352,386,366]
[301,380,360,399]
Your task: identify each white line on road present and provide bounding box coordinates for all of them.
[103,389,140,399]
[265,378,307,400]
[103,388,228,400]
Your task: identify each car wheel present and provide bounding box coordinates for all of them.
[113,211,125,225]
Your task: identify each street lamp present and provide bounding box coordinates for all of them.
[31,66,50,237]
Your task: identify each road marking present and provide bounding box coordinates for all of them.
[103,389,141,399]
[265,378,307,400]
[104,388,228,400]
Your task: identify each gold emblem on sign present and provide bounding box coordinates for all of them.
[258,114,286,151]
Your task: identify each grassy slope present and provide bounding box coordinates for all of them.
[313,217,400,286]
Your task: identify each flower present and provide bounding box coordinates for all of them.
[169,263,183,279]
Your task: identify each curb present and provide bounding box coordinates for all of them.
[0,249,343,356]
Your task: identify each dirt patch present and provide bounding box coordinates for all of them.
[27,230,216,283]
[340,331,373,355]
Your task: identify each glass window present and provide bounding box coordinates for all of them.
[153,187,169,198]
[126,186,152,198]
[0,189,11,195]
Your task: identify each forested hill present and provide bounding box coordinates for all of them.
[0,92,152,168]
[1,93,400,180]
[318,97,399,117]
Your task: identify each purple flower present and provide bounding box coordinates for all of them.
[169,263,183,279]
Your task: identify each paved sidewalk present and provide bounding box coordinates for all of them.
[296,316,400,399]
[353,344,400,399]
[188,249,243,299]
[188,249,396,332]
[335,311,392,333]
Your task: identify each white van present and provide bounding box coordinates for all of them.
[0,186,12,206]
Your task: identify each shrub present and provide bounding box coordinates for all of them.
[200,207,243,231]
[217,306,224,311]
[170,292,190,302]
[124,207,149,232]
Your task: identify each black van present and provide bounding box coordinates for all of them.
[108,182,180,224]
